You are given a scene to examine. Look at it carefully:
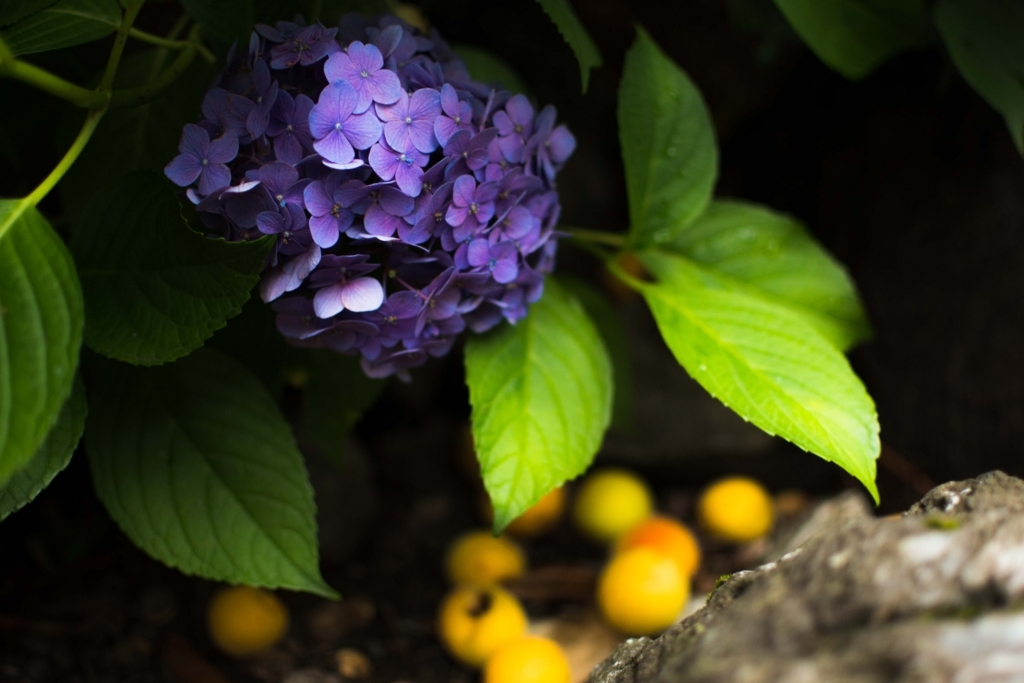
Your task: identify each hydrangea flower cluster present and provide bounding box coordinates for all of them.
[165,14,575,378]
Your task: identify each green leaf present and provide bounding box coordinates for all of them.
[179,0,337,44]
[0,374,86,521]
[70,171,273,366]
[1,0,120,56]
[534,0,602,93]
[302,352,386,467]
[934,0,1024,154]
[0,200,84,482]
[0,0,59,27]
[773,0,927,79]
[668,200,871,350]
[465,279,613,531]
[454,43,528,95]
[557,276,632,429]
[85,348,335,597]
[620,27,717,248]
[627,250,879,501]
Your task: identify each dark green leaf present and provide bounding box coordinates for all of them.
[85,348,335,597]
[70,171,273,366]
[620,27,717,248]
[179,0,351,44]
[773,0,927,79]
[465,280,613,532]
[0,374,86,521]
[629,250,879,501]
[0,0,59,27]
[1,0,120,56]
[534,0,602,93]
[668,200,871,350]
[302,351,385,467]
[557,276,632,429]
[934,0,1024,153]
[0,200,84,482]
[454,43,527,95]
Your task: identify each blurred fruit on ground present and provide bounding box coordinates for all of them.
[207,586,289,658]
[698,476,775,543]
[616,515,701,578]
[532,610,623,683]
[445,530,526,585]
[437,585,528,667]
[482,486,568,538]
[596,547,688,636]
[572,468,654,543]
[484,635,572,683]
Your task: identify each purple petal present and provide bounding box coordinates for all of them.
[378,187,414,216]
[273,133,303,165]
[179,123,209,158]
[445,204,468,227]
[365,69,402,106]
[348,41,384,73]
[375,90,409,123]
[323,50,355,86]
[547,125,576,163]
[467,239,490,267]
[197,164,231,196]
[364,205,401,236]
[309,214,340,248]
[407,120,437,154]
[164,154,202,187]
[257,210,285,235]
[344,111,384,150]
[369,143,399,180]
[313,130,355,165]
[395,162,423,197]
[314,284,347,318]
[452,175,476,207]
[341,277,384,312]
[492,259,518,284]
[207,131,239,164]
[505,94,534,127]
[303,180,334,217]
[386,291,423,318]
[433,116,459,147]
[408,88,441,120]
[382,120,412,153]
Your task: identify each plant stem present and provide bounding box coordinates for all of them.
[98,1,146,94]
[563,226,626,248]
[129,26,215,64]
[22,110,106,208]
[111,26,202,107]
[1,58,107,108]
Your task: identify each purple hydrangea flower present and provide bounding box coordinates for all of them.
[434,84,474,146]
[324,41,402,114]
[304,171,355,248]
[493,94,534,163]
[368,140,429,196]
[270,23,338,69]
[266,91,314,164]
[376,88,441,154]
[309,81,382,167]
[164,124,238,196]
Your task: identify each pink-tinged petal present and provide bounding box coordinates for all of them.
[323,51,355,84]
[492,259,518,284]
[467,240,490,267]
[505,94,534,126]
[343,111,383,150]
[322,158,365,170]
[452,175,476,206]
[408,88,441,119]
[259,268,294,302]
[341,277,384,312]
[314,284,347,318]
[395,163,423,197]
[179,123,209,158]
[348,41,384,72]
[364,205,401,236]
[198,164,231,196]
[382,120,411,152]
[284,244,321,280]
[408,120,437,154]
[434,117,458,147]
[313,130,355,165]
[207,131,239,164]
[164,154,203,187]
[445,204,468,227]
[375,90,409,123]
[365,69,402,106]
[369,143,399,180]
[309,214,340,248]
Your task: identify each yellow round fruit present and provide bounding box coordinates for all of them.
[484,635,572,683]
[437,585,528,667]
[616,515,701,578]
[482,487,567,538]
[597,547,688,636]
[698,476,774,543]
[207,586,289,657]
[445,531,526,585]
[572,468,654,543]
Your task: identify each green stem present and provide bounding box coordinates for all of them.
[0,58,106,108]
[98,0,146,94]
[110,27,201,108]
[130,26,215,64]
[564,226,626,248]
[22,110,106,208]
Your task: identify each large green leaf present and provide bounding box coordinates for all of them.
[85,349,335,597]
[773,0,927,79]
[302,352,386,467]
[70,171,273,366]
[934,0,1024,154]
[0,0,59,27]
[0,200,83,482]
[0,374,86,521]
[669,200,871,350]
[454,44,528,95]
[1,0,120,56]
[465,279,613,531]
[619,28,717,248]
[534,0,602,93]
[628,250,879,501]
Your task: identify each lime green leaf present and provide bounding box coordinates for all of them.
[0,200,83,482]
[620,27,717,248]
[773,0,927,79]
[0,374,86,521]
[454,43,528,95]
[669,200,871,350]
[534,0,602,93]
[630,250,879,501]
[934,0,1024,154]
[1,0,120,56]
[0,0,59,27]
[85,349,336,597]
[465,280,613,531]
[70,171,273,366]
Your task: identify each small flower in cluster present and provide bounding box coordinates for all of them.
[165,13,575,379]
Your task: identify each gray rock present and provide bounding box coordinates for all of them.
[589,471,1024,683]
